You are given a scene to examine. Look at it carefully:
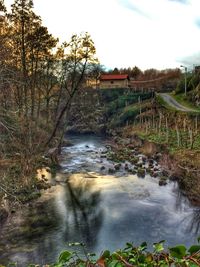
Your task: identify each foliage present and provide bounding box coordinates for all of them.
[3,241,199,266]
[173,71,200,109]
[137,119,200,152]
[101,89,152,103]
[109,101,151,127]
[188,74,200,92]
[98,89,153,128]
[54,241,200,267]
[175,72,200,95]
[187,84,200,108]
[106,92,153,116]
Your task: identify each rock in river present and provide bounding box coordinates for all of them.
[137,168,146,178]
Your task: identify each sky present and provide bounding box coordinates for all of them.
[4,0,200,71]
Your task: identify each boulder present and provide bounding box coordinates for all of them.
[149,159,154,165]
[154,153,162,161]
[36,167,52,181]
[146,167,152,174]
[162,169,169,177]
[159,176,168,186]
[159,179,167,186]
[131,157,138,164]
[114,163,121,171]
[137,168,145,178]
[124,163,129,170]
[142,156,147,163]
[136,162,143,168]
[152,172,158,178]
[108,168,115,174]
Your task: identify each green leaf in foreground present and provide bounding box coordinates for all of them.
[188,245,200,255]
[153,240,165,252]
[169,245,187,259]
[139,241,147,251]
[108,260,123,267]
[58,250,72,263]
[102,250,111,259]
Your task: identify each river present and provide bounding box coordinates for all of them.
[0,134,200,266]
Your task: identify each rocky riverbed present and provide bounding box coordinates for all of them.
[99,145,168,186]
[109,130,200,206]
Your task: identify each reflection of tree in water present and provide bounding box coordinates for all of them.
[1,199,58,242]
[187,209,200,235]
[179,208,200,235]
[0,198,61,265]
[0,176,103,264]
[174,184,190,212]
[174,184,200,235]
[63,175,103,251]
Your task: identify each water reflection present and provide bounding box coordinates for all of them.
[179,208,200,235]
[188,210,200,234]
[0,196,62,265]
[0,174,103,265]
[63,174,103,250]
[172,183,200,236]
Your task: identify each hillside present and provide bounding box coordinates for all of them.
[67,88,154,134]
[67,85,200,205]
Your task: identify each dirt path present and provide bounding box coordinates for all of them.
[159,93,197,112]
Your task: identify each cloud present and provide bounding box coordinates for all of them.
[117,0,150,18]
[168,0,189,4]
[195,18,200,28]
[4,0,200,70]
[177,52,200,68]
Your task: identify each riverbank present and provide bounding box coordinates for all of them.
[109,126,200,206]
[0,157,57,225]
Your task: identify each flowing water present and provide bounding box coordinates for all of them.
[0,134,200,266]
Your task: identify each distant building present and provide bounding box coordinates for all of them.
[99,74,130,89]
[86,78,100,89]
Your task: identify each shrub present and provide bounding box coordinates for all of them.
[26,240,200,267]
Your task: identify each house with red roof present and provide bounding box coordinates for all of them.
[99,74,130,89]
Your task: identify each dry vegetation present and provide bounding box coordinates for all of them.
[0,0,98,210]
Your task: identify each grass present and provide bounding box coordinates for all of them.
[136,127,200,153]
[109,100,152,127]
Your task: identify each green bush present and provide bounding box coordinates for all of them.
[105,91,152,116]
[21,240,200,267]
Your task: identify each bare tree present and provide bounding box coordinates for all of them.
[46,32,98,145]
